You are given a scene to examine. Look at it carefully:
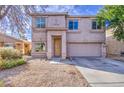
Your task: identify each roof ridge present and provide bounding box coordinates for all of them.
[0,31,28,42]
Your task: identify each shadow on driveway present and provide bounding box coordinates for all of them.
[70,57,124,74]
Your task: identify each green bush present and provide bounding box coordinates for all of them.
[0,80,4,87]
[0,58,25,70]
[16,59,25,65]
[0,48,22,59]
[0,56,3,68]
[0,48,25,70]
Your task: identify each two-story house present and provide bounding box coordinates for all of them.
[30,12,106,59]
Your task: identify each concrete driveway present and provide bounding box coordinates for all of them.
[71,57,124,87]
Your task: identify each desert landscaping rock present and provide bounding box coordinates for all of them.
[0,59,89,87]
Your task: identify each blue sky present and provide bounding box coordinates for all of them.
[44,5,103,15]
[73,5,103,15]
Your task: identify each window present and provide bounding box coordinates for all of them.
[35,17,45,28]
[68,19,78,30]
[92,20,101,29]
[35,42,45,52]
[4,43,14,48]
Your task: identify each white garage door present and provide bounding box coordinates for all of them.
[68,43,102,57]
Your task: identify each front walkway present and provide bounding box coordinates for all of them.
[71,57,124,87]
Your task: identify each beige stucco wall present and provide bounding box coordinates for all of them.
[32,16,105,43]
[47,31,66,59]
[67,18,105,43]
[106,29,124,55]
[32,31,47,42]
[31,32,47,57]
[47,16,66,28]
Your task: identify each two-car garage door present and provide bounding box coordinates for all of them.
[67,43,102,57]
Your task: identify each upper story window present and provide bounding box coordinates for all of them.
[92,19,101,30]
[68,19,78,30]
[35,17,45,28]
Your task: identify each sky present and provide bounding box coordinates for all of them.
[43,5,103,15]
[73,5,103,15]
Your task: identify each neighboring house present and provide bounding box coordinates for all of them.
[30,12,106,59]
[0,32,31,55]
[106,29,124,56]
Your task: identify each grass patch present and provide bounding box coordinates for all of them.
[0,58,25,70]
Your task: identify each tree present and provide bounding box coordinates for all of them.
[0,5,49,39]
[97,5,124,41]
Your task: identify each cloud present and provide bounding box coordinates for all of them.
[42,5,102,15]
[45,5,75,13]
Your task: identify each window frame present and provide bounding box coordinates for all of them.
[92,19,102,30]
[35,17,46,28]
[68,19,79,31]
[4,43,14,48]
[35,42,46,52]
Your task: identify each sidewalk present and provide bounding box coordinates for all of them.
[76,66,124,87]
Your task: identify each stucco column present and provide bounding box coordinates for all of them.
[62,32,66,59]
[102,43,107,58]
[47,32,52,59]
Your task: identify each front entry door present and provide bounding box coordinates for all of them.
[54,37,61,57]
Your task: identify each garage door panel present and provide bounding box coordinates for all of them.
[68,44,101,57]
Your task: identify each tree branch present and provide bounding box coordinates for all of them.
[0,5,12,19]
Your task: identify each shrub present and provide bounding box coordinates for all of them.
[0,58,25,70]
[16,59,25,65]
[0,48,22,59]
[0,48,25,70]
[0,56,3,68]
[0,80,4,87]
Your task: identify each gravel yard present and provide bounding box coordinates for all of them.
[0,59,89,87]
